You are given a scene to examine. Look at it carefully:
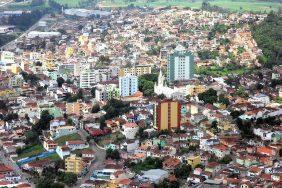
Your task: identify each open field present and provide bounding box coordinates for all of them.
[15,145,45,160]
[55,133,82,146]
[99,0,281,12]
[54,0,91,7]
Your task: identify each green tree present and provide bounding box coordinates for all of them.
[91,104,100,113]
[57,77,65,87]
[58,172,77,186]
[174,164,191,179]
[198,88,218,104]
[106,148,120,160]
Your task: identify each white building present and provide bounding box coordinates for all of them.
[0,51,15,71]
[95,84,119,102]
[122,122,139,139]
[119,74,138,97]
[27,31,61,39]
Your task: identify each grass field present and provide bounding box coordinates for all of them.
[54,0,91,7]
[100,0,281,12]
[16,145,45,160]
[55,133,82,146]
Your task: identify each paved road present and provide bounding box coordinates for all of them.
[76,130,106,187]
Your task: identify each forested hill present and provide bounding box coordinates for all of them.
[252,12,282,68]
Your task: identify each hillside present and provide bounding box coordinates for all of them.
[252,12,282,68]
[99,0,281,12]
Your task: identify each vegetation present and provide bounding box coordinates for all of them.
[174,164,192,179]
[138,74,158,97]
[198,50,219,60]
[0,34,18,47]
[208,23,230,40]
[106,148,121,160]
[100,0,281,12]
[36,164,77,188]
[55,133,81,146]
[102,99,134,120]
[198,88,217,104]
[16,145,45,160]
[91,104,100,113]
[126,157,163,173]
[252,12,282,68]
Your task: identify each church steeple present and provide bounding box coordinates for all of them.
[158,69,165,87]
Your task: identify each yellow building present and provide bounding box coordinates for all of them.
[187,85,206,96]
[65,154,84,174]
[186,155,201,168]
[65,47,74,58]
[66,101,82,116]
[155,100,180,131]
[10,64,21,74]
[119,65,152,77]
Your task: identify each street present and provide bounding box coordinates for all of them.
[76,130,106,187]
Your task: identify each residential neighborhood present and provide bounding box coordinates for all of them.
[0,1,281,188]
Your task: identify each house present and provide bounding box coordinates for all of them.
[162,157,181,170]
[66,140,89,151]
[186,155,201,168]
[81,150,95,159]
[50,125,77,140]
[56,146,71,159]
[43,140,58,151]
[211,144,230,158]
[0,164,13,175]
[139,169,169,184]
[22,159,52,174]
[122,122,139,140]
[256,146,277,157]
[50,118,66,131]
[205,162,221,176]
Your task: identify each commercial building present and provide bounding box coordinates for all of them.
[80,68,109,88]
[65,154,85,174]
[167,44,194,83]
[119,65,152,77]
[155,100,181,131]
[119,74,138,97]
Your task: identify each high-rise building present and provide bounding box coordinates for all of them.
[65,154,85,174]
[167,44,194,83]
[155,100,181,131]
[119,74,138,97]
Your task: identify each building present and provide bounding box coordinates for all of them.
[65,154,85,174]
[50,125,77,140]
[95,84,119,102]
[155,100,181,131]
[119,74,138,97]
[119,65,152,76]
[80,68,97,88]
[139,169,169,184]
[167,44,194,83]
[122,122,139,139]
[0,51,15,71]
[43,140,58,151]
[66,101,82,116]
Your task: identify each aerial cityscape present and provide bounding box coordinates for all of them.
[0,0,281,187]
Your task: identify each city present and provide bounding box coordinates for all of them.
[0,0,281,187]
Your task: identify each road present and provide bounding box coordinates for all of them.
[76,130,106,187]
[0,149,34,186]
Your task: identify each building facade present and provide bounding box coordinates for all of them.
[65,154,84,174]
[167,45,194,83]
[119,65,152,77]
[95,84,119,102]
[119,74,138,97]
[155,100,181,131]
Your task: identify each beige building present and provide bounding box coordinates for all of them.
[65,154,85,174]
[119,65,152,76]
